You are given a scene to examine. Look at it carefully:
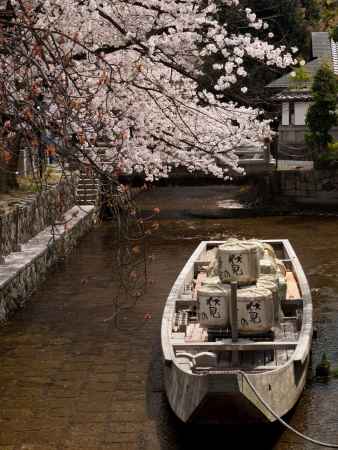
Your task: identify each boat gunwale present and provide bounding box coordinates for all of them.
[161,239,312,370]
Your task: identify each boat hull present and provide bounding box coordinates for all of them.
[162,240,312,424]
[164,354,310,424]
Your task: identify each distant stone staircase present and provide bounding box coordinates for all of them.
[76,171,100,206]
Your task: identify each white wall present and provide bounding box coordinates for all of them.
[282,102,289,126]
[294,102,311,126]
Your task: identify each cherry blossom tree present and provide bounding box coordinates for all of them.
[0,0,297,187]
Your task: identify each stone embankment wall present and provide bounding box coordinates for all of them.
[0,177,77,257]
[278,169,338,205]
[0,205,95,321]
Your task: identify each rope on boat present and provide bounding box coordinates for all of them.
[240,371,338,448]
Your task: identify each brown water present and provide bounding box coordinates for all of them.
[1,216,338,450]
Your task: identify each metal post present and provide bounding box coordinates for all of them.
[264,144,270,164]
[231,282,239,366]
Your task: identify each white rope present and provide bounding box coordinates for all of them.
[240,371,338,448]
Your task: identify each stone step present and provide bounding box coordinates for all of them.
[77,200,96,205]
[79,171,99,178]
[79,174,99,178]
[77,184,98,188]
[77,200,96,206]
[77,195,97,201]
[77,190,97,195]
[77,192,97,196]
[77,182,98,187]
[77,187,98,191]
[76,188,98,193]
[78,179,99,184]
[78,184,98,189]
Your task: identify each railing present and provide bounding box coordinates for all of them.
[234,145,271,164]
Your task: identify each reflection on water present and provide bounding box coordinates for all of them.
[1,215,338,449]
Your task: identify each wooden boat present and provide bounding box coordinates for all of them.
[161,240,312,424]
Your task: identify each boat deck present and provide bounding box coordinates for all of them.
[173,317,299,372]
[165,240,309,374]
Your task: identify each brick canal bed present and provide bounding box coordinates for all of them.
[1,215,338,450]
[0,224,193,450]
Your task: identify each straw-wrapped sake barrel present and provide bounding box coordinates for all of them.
[257,275,280,322]
[234,286,273,334]
[201,276,221,286]
[197,284,230,328]
[257,274,278,293]
[247,240,276,259]
[217,239,260,285]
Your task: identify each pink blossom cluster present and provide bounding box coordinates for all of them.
[4,0,296,181]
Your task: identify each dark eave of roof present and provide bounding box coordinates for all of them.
[272,91,313,102]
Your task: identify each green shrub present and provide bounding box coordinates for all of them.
[328,141,338,152]
[289,66,311,90]
[330,26,338,43]
[306,63,338,153]
[315,141,338,168]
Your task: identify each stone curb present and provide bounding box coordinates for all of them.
[0,205,95,322]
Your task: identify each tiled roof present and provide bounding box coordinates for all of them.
[267,32,337,91]
[267,58,324,89]
[272,91,313,102]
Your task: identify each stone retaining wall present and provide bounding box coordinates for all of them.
[279,169,338,195]
[0,205,95,322]
[0,176,78,257]
[277,169,338,205]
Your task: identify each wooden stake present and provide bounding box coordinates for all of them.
[231,281,239,342]
[231,281,239,366]
[272,289,279,324]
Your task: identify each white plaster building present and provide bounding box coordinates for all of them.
[267,32,338,158]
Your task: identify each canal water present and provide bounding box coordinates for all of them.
[1,215,338,450]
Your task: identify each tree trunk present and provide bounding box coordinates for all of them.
[0,136,20,193]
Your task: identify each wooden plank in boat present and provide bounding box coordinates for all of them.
[286,271,301,299]
[174,341,297,352]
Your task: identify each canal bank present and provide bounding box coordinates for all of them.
[0,171,101,321]
[0,177,78,257]
[1,216,338,449]
[0,205,96,322]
